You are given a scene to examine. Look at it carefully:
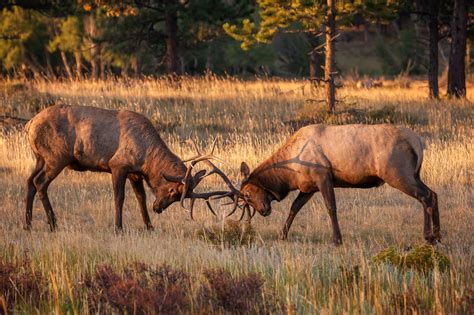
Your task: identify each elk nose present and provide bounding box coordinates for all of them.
[153,201,163,214]
[261,207,271,217]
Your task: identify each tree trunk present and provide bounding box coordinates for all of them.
[466,38,471,77]
[100,46,106,80]
[164,2,180,75]
[309,48,318,79]
[363,20,370,43]
[44,48,56,79]
[325,0,336,113]
[306,33,324,82]
[428,0,440,99]
[135,57,141,77]
[74,52,82,79]
[205,39,214,73]
[60,51,73,80]
[447,0,467,98]
[84,14,99,80]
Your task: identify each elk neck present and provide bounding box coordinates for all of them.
[248,150,299,201]
[141,140,187,189]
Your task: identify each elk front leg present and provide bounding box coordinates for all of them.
[112,168,127,232]
[280,192,314,240]
[130,178,154,231]
[318,176,342,246]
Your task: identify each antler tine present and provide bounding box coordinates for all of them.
[244,205,256,222]
[210,138,218,155]
[238,205,246,221]
[182,138,231,168]
[209,192,233,200]
[201,160,239,194]
[205,200,217,217]
[190,191,229,200]
[188,198,196,220]
[181,136,242,218]
[225,197,240,218]
[249,207,256,219]
[180,166,194,211]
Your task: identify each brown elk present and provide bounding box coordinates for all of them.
[24,105,232,232]
[226,124,440,246]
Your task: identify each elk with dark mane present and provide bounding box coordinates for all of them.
[24,105,231,232]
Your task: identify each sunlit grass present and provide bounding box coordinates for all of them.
[0,77,472,313]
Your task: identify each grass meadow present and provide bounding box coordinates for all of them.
[0,77,473,314]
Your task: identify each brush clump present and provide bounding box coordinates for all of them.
[0,258,46,313]
[198,268,264,313]
[197,219,256,247]
[372,244,450,272]
[81,263,189,314]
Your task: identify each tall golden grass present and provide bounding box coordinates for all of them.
[0,77,472,313]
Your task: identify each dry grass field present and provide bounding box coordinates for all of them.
[0,77,473,314]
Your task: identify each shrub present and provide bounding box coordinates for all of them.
[197,219,256,247]
[199,268,264,314]
[372,244,450,273]
[82,263,189,314]
[0,258,46,312]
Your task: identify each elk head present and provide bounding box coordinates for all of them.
[239,162,274,217]
[152,169,207,214]
[154,138,242,220]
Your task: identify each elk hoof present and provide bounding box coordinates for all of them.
[23,224,32,231]
[114,227,124,235]
[146,225,154,231]
[278,231,288,241]
[425,235,439,245]
[333,238,343,246]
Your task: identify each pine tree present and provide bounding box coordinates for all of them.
[0,6,50,79]
[48,16,84,79]
[224,0,401,113]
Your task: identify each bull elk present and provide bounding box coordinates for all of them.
[227,124,440,245]
[24,105,233,232]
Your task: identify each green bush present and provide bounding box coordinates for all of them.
[372,244,450,273]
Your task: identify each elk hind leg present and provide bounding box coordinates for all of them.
[318,176,342,246]
[386,176,438,244]
[24,156,44,230]
[33,163,65,231]
[418,179,440,242]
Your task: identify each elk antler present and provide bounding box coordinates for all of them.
[181,137,242,220]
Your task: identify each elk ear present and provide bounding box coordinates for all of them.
[240,162,250,182]
[162,174,184,183]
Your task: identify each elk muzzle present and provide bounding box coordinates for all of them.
[153,199,167,214]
